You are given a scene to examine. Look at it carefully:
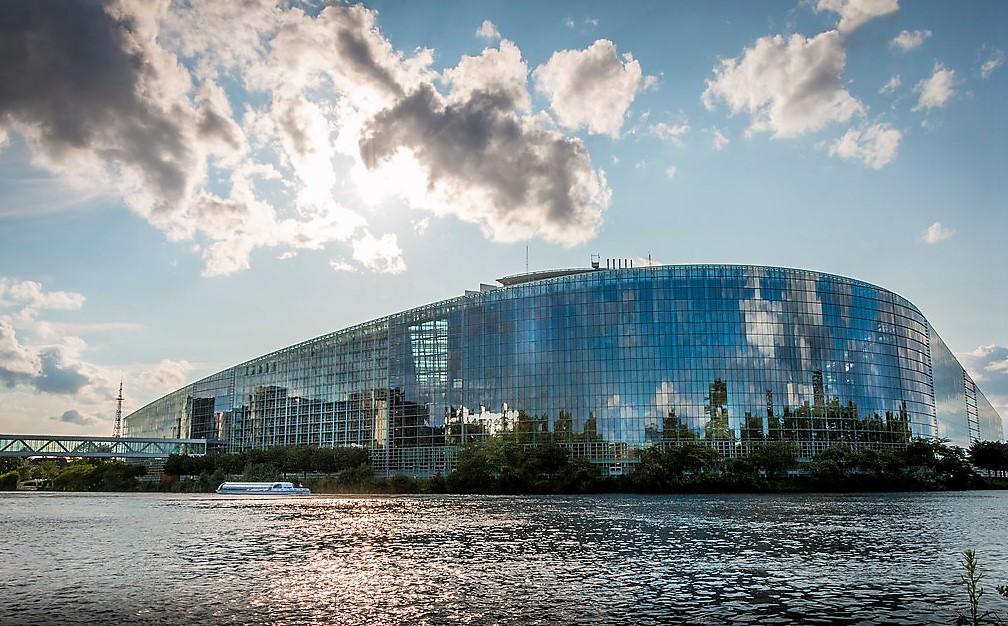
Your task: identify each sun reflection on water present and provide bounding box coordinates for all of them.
[1,492,1007,625]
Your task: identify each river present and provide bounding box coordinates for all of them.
[2,491,1007,625]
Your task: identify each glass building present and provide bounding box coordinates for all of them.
[124,264,1003,476]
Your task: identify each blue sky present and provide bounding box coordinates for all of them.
[0,0,1005,435]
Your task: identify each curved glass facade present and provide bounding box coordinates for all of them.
[124,264,1003,476]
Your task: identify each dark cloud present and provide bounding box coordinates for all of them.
[358,84,605,243]
[35,348,91,395]
[0,350,91,395]
[0,321,90,394]
[53,409,98,426]
[0,0,195,209]
[332,9,404,99]
[0,370,27,389]
[195,88,243,153]
[275,101,311,158]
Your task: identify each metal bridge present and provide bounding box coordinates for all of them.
[0,434,210,459]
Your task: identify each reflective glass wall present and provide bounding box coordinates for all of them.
[124,264,1003,475]
[930,326,973,448]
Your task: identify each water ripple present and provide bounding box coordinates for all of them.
[1,491,1007,625]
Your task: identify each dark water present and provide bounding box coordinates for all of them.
[2,492,1007,625]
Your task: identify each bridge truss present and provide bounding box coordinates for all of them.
[0,434,209,459]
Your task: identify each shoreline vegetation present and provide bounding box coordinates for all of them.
[2,438,1006,495]
[958,550,1008,626]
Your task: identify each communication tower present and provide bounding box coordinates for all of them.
[113,380,124,438]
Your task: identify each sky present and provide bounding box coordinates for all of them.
[0,0,1005,436]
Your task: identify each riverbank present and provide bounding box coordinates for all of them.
[5,437,1006,495]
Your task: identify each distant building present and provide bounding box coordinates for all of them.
[124,264,1003,476]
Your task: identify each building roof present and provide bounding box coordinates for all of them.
[496,268,598,286]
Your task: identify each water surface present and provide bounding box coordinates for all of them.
[2,491,1007,625]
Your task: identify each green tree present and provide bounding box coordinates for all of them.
[30,460,60,480]
[969,441,1008,478]
[242,462,279,481]
[52,462,98,491]
[808,445,853,484]
[749,441,799,478]
[0,457,25,473]
[680,443,724,474]
[849,447,900,481]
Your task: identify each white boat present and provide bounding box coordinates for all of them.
[216,481,311,495]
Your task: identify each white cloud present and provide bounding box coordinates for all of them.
[665,166,677,179]
[815,0,899,34]
[702,30,863,138]
[359,83,610,246]
[351,232,406,274]
[241,4,609,257]
[981,50,1005,79]
[891,29,931,51]
[329,259,355,272]
[913,63,956,110]
[2,2,615,278]
[649,121,690,145]
[158,0,282,80]
[475,20,500,41]
[924,221,955,243]
[0,274,223,433]
[0,320,98,398]
[443,39,529,110]
[962,346,1008,382]
[135,360,194,394]
[829,123,902,169]
[412,217,431,235]
[879,74,901,94]
[33,321,143,339]
[711,128,730,151]
[0,1,370,278]
[0,320,41,379]
[0,278,85,312]
[533,39,644,137]
[959,344,1008,423]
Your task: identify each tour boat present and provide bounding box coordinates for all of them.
[216,481,311,495]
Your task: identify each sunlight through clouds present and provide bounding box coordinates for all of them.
[0,1,620,277]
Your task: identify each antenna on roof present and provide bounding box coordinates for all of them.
[525,245,529,273]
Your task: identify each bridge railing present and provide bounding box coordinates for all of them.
[0,434,210,459]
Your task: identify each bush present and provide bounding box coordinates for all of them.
[242,462,279,482]
[749,441,799,478]
[52,463,98,491]
[0,471,18,490]
[0,457,26,474]
[164,446,369,481]
[388,474,420,494]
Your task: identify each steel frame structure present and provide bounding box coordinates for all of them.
[0,434,209,459]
